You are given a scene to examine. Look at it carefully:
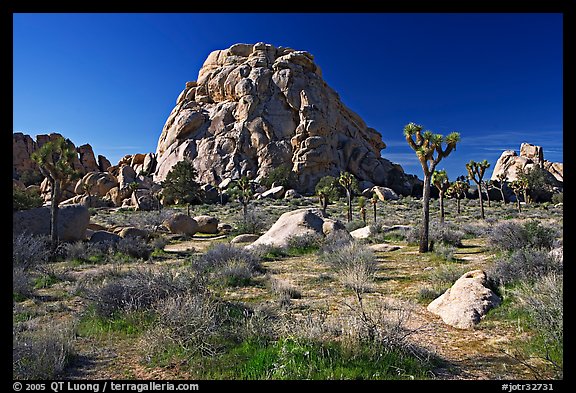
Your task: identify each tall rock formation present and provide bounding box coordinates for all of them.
[154,42,420,195]
[491,142,563,183]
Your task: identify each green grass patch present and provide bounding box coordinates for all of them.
[33,274,62,289]
[77,306,154,338]
[150,337,434,380]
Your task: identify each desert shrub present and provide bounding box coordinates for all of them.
[85,269,198,318]
[147,293,223,357]
[259,164,297,189]
[269,277,302,308]
[488,248,562,287]
[125,210,175,230]
[234,209,270,235]
[551,193,563,204]
[460,222,489,238]
[345,220,366,232]
[405,221,463,247]
[194,243,262,286]
[286,232,324,255]
[115,237,153,260]
[13,186,43,211]
[13,267,32,301]
[64,241,108,264]
[428,264,466,287]
[514,273,563,377]
[320,242,376,294]
[150,235,168,251]
[13,321,75,379]
[489,220,557,252]
[429,221,464,247]
[432,242,456,262]
[13,233,50,270]
[418,286,445,301]
[320,230,353,254]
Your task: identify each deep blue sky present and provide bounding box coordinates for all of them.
[13,13,563,181]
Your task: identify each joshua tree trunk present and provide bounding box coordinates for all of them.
[439,192,445,224]
[373,203,377,223]
[485,187,491,207]
[49,180,60,251]
[420,174,432,253]
[456,197,461,215]
[346,190,352,222]
[478,184,485,219]
[319,193,328,215]
[500,188,506,205]
[515,193,522,213]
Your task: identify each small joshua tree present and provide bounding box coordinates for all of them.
[482,180,493,208]
[432,169,450,223]
[447,176,469,215]
[509,179,527,213]
[371,192,379,223]
[339,172,357,223]
[404,122,460,253]
[466,160,490,219]
[358,196,367,225]
[492,173,508,204]
[236,176,253,225]
[315,175,339,215]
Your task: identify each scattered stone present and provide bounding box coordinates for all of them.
[118,226,149,240]
[246,208,346,249]
[284,189,302,199]
[369,243,401,252]
[193,215,219,234]
[163,213,199,236]
[261,185,285,199]
[231,234,260,244]
[90,230,121,244]
[350,226,372,239]
[371,186,399,201]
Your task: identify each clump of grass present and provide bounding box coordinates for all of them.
[13,320,75,380]
[82,268,198,318]
[488,248,562,287]
[194,243,263,286]
[285,232,324,255]
[269,277,301,308]
[488,220,557,252]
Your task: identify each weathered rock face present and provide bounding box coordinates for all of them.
[491,143,563,183]
[427,270,501,329]
[163,213,199,236]
[193,215,219,234]
[246,208,347,249]
[13,204,90,242]
[154,43,420,195]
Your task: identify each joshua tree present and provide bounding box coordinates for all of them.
[509,179,527,213]
[82,180,94,208]
[128,181,141,211]
[371,192,379,223]
[236,176,253,225]
[466,160,490,219]
[481,180,493,208]
[404,122,460,253]
[339,172,357,223]
[515,167,531,204]
[315,175,339,215]
[358,196,367,225]
[447,176,469,215]
[30,136,80,252]
[161,160,203,216]
[432,169,450,223]
[492,173,508,204]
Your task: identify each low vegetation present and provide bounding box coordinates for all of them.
[12,183,563,380]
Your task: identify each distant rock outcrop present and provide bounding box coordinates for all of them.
[153,42,421,195]
[491,142,563,184]
[12,132,107,182]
